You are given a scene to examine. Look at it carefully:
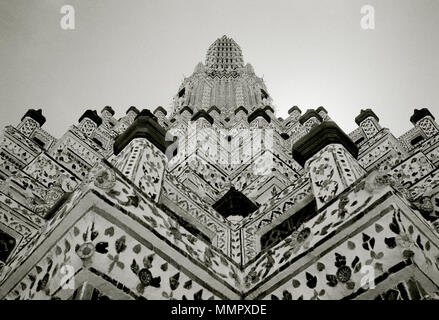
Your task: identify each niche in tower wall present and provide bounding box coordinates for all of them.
[260,199,317,251]
[212,187,259,218]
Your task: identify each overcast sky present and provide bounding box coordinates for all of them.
[0,0,438,138]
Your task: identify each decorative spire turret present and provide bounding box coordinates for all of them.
[205,35,244,71]
[171,35,273,118]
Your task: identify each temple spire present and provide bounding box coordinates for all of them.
[171,35,272,117]
[205,35,244,70]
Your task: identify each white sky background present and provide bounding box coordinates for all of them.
[0,0,438,138]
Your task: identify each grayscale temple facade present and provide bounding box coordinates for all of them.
[0,36,439,300]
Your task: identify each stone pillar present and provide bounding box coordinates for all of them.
[113,106,139,135]
[299,109,323,133]
[293,121,365,208]
[111,109,170,201]
[410,108,439,138]
[101,106,115,119]
[234,106,248,121]
[179,106,194,122]
[153,106,168,127]
[355,109,382,139]
[17,109,46,137]
[284,106,303,144]
[247,108,271,128]
[99,106,118,139]
[316,106,330,121]
[287,106,302,123]
[191,110,213,127]
[243,108,274,175]
[78,110,102,137]
[207,106,221,123]
[191,110,217,161]
[190,110,214,152]
[153,106,167,117]
[126,106,140,122]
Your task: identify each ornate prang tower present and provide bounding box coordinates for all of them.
[0,36,438,300]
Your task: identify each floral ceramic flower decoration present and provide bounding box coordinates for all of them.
[45,186,64,203]
[296,227,312,247]
[139,268,153,286]
[290,225,313,253]
[75,242,95,266]
[388,211,417,259]
[418,196,434,215]
[325,252,357,290]
[395,231,414,250]
[244,268,260,288]
[93,167,116,190]
[130,256,161,295]
[36,156,50,169]
[336,265,351,283]
[276,225,315,267]
[260,250,275,278]
[365,171,388,194]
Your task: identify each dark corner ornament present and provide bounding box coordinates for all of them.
[207,105,221,115]
[191,110,214,125]
[212,186,259,218]
[355,108,379,125]
[78,110,103,126]
[113,109,172,155]
[410,108,435,124]
[127,106,140,115]
[21,109,46,126]
[234,106,248,115]
[153,106,167,116]
[299,109,323,125]
[288,105,301,115]
[280,133,290,140]
[247,108,271,124]
[316,106,328,114]
[134,109,158,122]
[263,105,274,114]
[179,106,194,115]
[102,106,115,116]
[292,121,359,167]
